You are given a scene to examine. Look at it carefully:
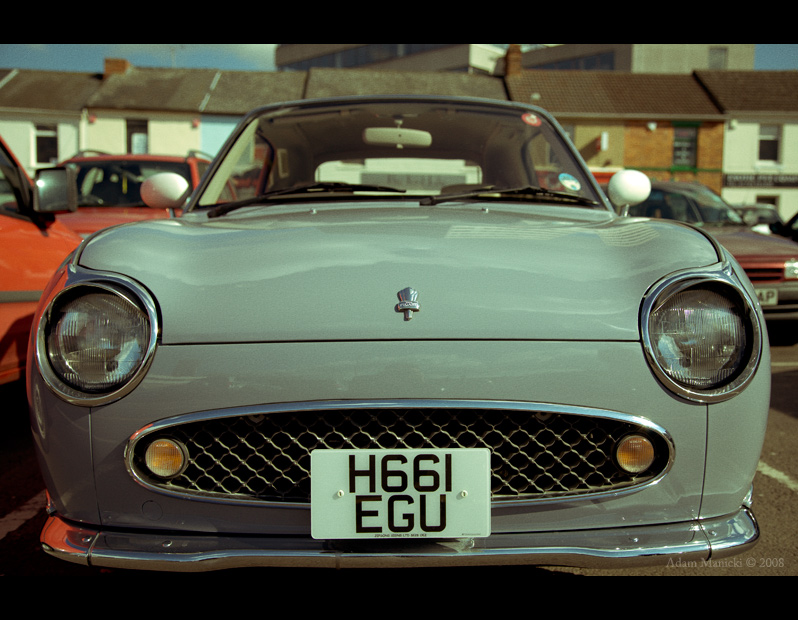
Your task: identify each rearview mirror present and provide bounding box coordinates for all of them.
[33,167,77,214]
[363,127,432,149]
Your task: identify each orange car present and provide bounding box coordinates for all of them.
[0,137,81,385]
[56,152,217,237]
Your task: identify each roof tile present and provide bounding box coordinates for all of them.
[0,69,102,111]
[304,68,508,100]
[694,70,798,113]
[506,70,723,118]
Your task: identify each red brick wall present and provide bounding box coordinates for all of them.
[624,121,724,193]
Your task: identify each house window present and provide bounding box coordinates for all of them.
[758,125,781,162]
[127,119,148,154]
[673,126,697,168]
[755,195,778,207]
[708,47,728,70]
[36,124,58,165]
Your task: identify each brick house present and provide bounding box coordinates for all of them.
[504,69,727,192]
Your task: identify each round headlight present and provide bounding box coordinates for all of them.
[649,287,748,389]
[642,271,762,403]
[38,280,158,404]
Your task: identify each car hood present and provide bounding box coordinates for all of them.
[704,225,798,259]
[76,205,721,344]
[56,206,177,238]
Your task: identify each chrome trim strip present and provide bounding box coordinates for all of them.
[640,260,763,403]
[40,506,758,571]
[34,270,160,407]
[125,399,675,508]
[0,290,42,303]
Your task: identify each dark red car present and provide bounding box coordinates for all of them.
[56,151,225,237]
[628,181,798,323]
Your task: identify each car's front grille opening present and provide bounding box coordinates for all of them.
[744,266,784,282]
[130,407,670,503]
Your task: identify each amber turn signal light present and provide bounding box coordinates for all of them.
[145,439,187,478]
[615,435,655,474]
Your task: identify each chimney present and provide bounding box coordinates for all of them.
[504,44,523,77]
[104,58,131,79]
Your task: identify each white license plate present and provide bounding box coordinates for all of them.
[757,288,778,306]
[310,448,491,540]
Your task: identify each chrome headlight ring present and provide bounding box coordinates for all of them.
[640,262,763,403]
[35,275,159,407]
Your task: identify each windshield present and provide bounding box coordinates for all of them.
[194,99,602,210]
[74,160,193,207]
[738,207,781,225]
[684,186,744,224]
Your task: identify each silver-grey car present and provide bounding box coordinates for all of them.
[28,96,769,571]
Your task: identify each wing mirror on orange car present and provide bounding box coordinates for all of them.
[33,166,78,214]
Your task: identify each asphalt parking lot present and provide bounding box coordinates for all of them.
[1,323,797,577]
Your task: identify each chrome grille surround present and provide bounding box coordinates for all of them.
[126,400,674,506]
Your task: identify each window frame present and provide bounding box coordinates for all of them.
[757,124,781,163]
[672,124,698,169]
[35,124,58,166]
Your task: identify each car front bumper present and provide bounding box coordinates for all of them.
[41,505,758,572]
[754,280,798,321]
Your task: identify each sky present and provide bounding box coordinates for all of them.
[0,44,280,72]
[2,44,798,73]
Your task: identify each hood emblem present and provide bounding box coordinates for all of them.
[396,287,420,321]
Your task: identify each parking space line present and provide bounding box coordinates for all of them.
[0,491,45,542]
[758,461,798,494]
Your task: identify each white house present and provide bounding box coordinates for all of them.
[696,71,798,220]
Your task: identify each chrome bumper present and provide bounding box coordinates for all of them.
[41,507,759,571]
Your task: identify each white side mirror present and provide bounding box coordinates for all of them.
[141,172,190,210]
[608,170,651,215]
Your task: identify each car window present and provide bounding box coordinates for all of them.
[630,186,743,225]
[195,159,235,202]
[754,208,780,224]
[679,186,743,224]
[74,161,193,207]
[628,189,700,223]
[196,100,601,208]
[0,172,19,212]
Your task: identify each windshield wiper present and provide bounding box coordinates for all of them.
[206,182,406,218]
[419,185,600,207]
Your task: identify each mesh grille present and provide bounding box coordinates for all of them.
[131,407,668,503]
